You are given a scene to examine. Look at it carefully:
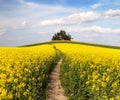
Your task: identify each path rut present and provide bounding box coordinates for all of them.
[47,59,67,100]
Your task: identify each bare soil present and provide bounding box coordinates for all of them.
[47,59,67,100]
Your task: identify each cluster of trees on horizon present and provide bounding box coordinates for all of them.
[52,30,72,41]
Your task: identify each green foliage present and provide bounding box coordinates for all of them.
[20,41,120,50]
[52,30,72,41]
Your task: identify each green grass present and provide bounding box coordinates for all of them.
[20,41,120,49]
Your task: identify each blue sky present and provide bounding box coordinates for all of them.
[0,0,120,46]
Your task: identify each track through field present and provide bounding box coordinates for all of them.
[47,59,67,100]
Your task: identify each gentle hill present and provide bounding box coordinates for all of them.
[20,41,120,49]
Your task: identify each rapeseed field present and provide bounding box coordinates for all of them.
[55,43,120,100]
[0,42,120,100]
[0,45,58,99]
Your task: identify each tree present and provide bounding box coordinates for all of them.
[52,30,72,41]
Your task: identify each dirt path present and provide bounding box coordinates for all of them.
[47,59,67,100]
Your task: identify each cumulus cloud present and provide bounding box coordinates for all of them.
[2,0,120,34]
[40,11,100,26]
[66,26,120,34]
[40,9,120,26]
[86,26,120,34]
[68,11,100,22]
[37,24,120,36]
[40,18,65,26]
[104,9,120,19]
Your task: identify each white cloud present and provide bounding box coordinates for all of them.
[67,26,120,34]
[104,9,120,19]
[36,24,120,36]
[40,11,100,26]
[90,26,120,34]
[68,11,100,23]
[3,1,119,33]
[90,3,102,9]
[40,18,65,26]
[39,9,120,26]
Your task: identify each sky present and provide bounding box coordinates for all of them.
[0,0,120,46]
